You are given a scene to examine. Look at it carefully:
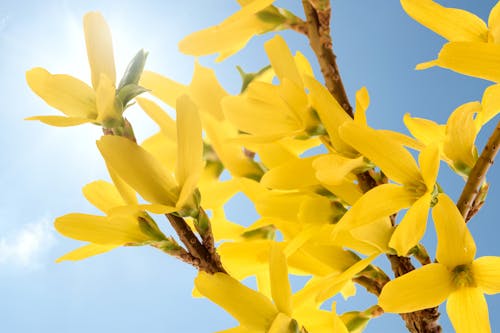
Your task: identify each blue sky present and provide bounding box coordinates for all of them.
[1,0,499,332]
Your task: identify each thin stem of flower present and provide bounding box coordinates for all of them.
[457,119,500,221]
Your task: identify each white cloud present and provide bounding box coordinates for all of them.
[0,218,56,268]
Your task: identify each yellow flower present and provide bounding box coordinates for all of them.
[25,12,126,127]
[97,94,203,214]
[179,0,282,62]
[379,194,500,333]
[336,122,440,256]
[402,1,500,81]
[196,242,348,333]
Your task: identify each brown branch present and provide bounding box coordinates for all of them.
[457,119,500,221]
[299,1,441,331]
[301,0,353,117]
[166,213,226,274]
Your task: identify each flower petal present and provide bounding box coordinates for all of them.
[190,61,228,121]
[400,0,488,42]
[195,272,278,330]
[433,194,476,267]
[175,95,203,188]
[447,287,491,333]
[389,193,431,256]
[480,83,500,125]
[83,12,116,89]
[56,243,118,262]
[55,213,149,245]
[336,184,415,231]
[313,154,366,186]
[432,42,500,82]
[418,144,440,190]
[82,180,126,214]
[260,156,319,190]
[264,35,302,87]
[269,243,292,316]
[95,74,119,126]
[136,98,177,139]
[339,122,422,185]
[473,256,500,294]
[378,263,453,313]
[304,76,355,155]
[354,86,369,126]
[139,71,188,108]
[97,136,179,206]
[488,2,500,43]
[444,102,480,173]
[25,115,93,127]
[26,67,96,119]
[403,113,445,146]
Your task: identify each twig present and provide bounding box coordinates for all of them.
[166,213,226,274]
[457,119,500,221]
[301,0,353,117]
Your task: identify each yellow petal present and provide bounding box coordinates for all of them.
[264,35,302,87]
[378,263,453,313]
[105,162,138,205]
[403,113,445,146]
[379,129,427,152]
[433,42,500,82]
[354,86,369,126]
[433,194,476,267]
[340,122,422,185]
[195,272,278,330]
[480,83,500,124]
[136,98,177,139]
[488,2,500,43]
[418,144,440,190]
[313,154,366,186]
[447,287,491,333]
[26,68,96,119]
[304,76,355,155]
[473,256,500,294]
[55,213,149,244]
[82,180,125,214]
[25,115,93,127]
[267,313,293,333]
[347,217,394,255]
[175,95,203,188]
[389,193,431,256]
[190,61,228,121]
[97,136,179,206]
[336,184,415,231]
[223,83,303,137]
[56,243,118,262]
[141,132,177,171]
[322,181,363,206]
[83,12,115,89]
[218,240,271,279]
[269,243,292,316]
[139,71,188,108]
[260,156,319,190]
[95,74,119,126]
[444,102,480,172]
[400,0,488,42]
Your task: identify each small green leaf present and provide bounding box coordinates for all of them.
[117,84,149,108]
[118,49,149,90]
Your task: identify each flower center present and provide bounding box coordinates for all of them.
[452,264,476,288]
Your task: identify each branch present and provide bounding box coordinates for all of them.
[301,0,353,117]
[457,119,500,221]
[166,213,226,274]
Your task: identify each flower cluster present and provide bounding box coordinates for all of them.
[27,1,500,333]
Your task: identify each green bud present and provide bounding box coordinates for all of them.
[117,83,149,109]
[118,49,149,90]
[138,215,167,241]
[256,6,286,26]
[241,224,276,240]
[237,65,272,93]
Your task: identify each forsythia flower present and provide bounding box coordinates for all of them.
[196,242,348,333]
[97,94,203,214]
[402,0,500,82]
[26,12,123,127]
[336,122,440,256]
[179,0,282,62]
[379,194,500,333]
